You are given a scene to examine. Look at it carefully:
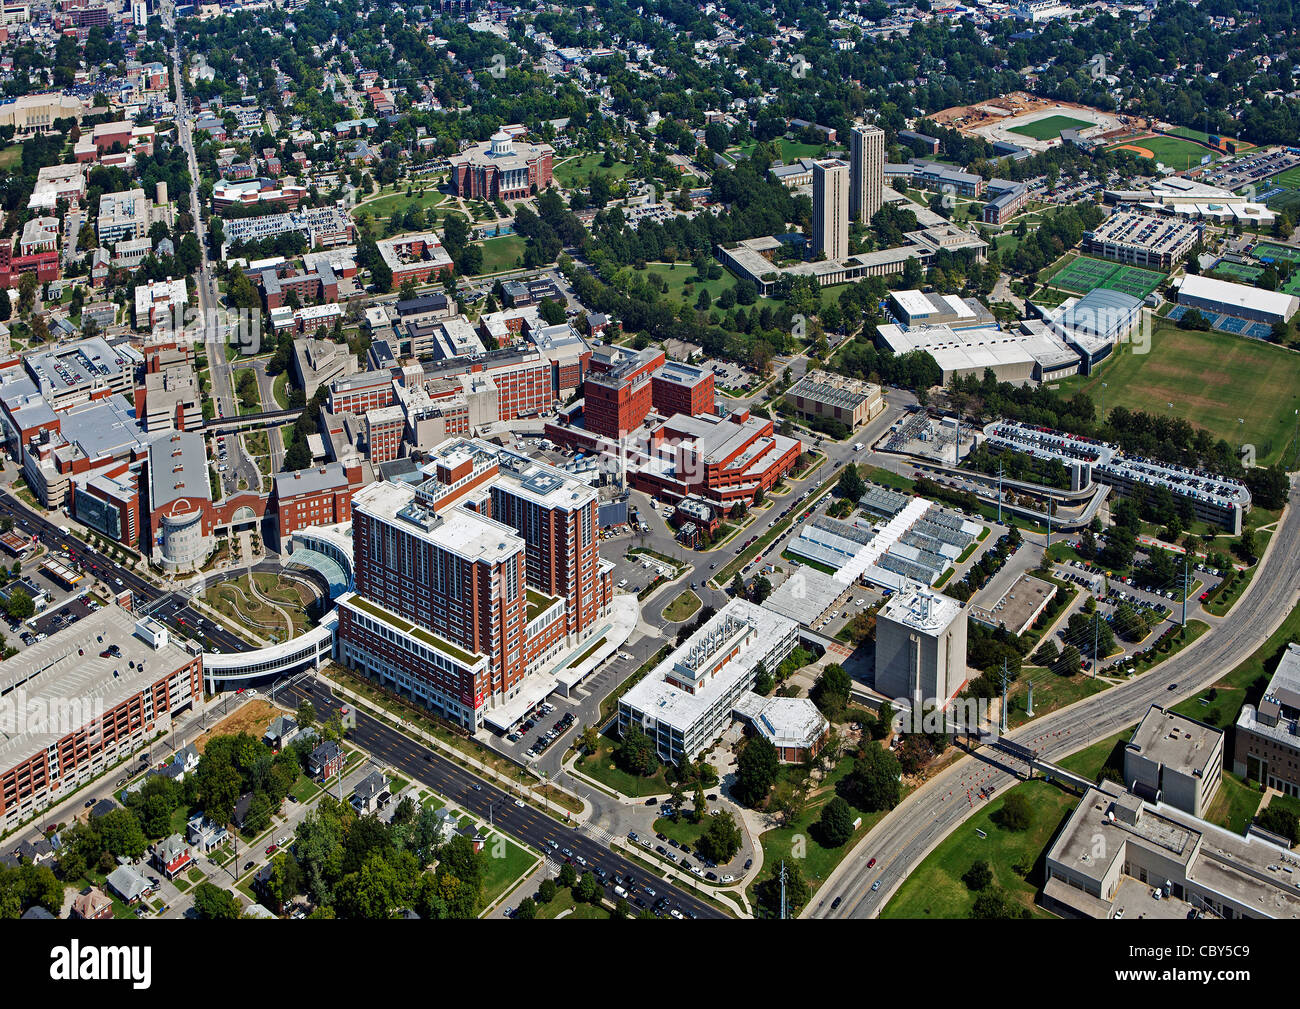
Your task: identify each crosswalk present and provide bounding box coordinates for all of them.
[582,823,617,848]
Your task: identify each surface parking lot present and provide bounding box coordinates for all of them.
[613,550,681,596]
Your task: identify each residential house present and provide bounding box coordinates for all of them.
[186,814,229,854]
[152,833,192,879]
[105,865,153,903]
[263,715,300,750]
[71,886,113,920]
[350,770,389,814]
[308,740,343,781]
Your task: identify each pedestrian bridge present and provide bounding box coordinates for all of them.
[203,609,338,689]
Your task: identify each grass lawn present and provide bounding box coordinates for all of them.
[476,234,527,274]
[272,371,290,409]
[661,589,702,623]
[747,756,892,914]
[0,145,21,170]
[1009,115,1093,141]
[862,466,917,492]
[1204,771,1264,834]
[290,774,320,803]
[1057,726,1133,782]
[881,779,1076,918]
[652,813,709,848]
[1107,134,1220,170]
[356,187,448,223]
[575,731,671,797]
[1006,671,1110,729]
[1056,323,1300,467]
[534,887,612,919]
[553,151,633,189]
[480,833,539,906]
[731,138,828,163]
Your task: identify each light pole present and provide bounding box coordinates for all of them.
[1101,382,1108,425]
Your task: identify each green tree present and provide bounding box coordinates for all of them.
[817,796,855,847]
[995,791,1034,832]
[962,859,993,891]
[734,736,780,807]
[697,810,743,863]
[193,882,243,919]
[842,744,902,812]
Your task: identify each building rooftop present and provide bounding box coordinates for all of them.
[1127,705,1222,779]
[0,606,196,768]
[147,430,209,512]
[353,478,524,566]
[620,598,797,730]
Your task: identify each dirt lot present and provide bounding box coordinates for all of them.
[194,698,279,753]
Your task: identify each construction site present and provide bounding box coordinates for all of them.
[929,93,1130,152]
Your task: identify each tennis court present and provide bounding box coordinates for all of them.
[1253,242,1300,264]
[1211,260,1264,283]
[1046,256,1164,298]
[1046,256,1113,293]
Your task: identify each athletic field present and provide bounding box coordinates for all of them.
[1008,115,1092,141]
[1211,260,1264,283]
[1044,256,1165,299]
[1253,242,1300,265]
[1106,134,1218,170]
[1060,323,1300,467]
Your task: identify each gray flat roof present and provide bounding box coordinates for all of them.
[0,606,196,768]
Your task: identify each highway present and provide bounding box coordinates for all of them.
[814,474,1300,919]
[285,678,727,918]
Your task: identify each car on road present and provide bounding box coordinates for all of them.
[1167,682,1178,691]
[546,840,559,851]
[871,880,880,891]
[265,844,278,855]
[721,874,734,883]
[867,857,877,869]
[831,896,843,910]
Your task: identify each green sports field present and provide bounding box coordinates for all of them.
[1253,241,1300,265]
[1008,115,1093,141]
[1042,255,1165,299]
[1107,134,1218,171]
[1210,260,1264,283]
[1059,323,1300,467]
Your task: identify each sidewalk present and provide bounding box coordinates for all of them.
[318,672,594,823]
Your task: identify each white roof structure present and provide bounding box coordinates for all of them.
[620,599,797,731]
[1175,274,1298,322]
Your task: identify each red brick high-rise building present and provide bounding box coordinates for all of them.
[335,440,613,731]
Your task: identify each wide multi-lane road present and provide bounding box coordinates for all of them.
[0,492,249,654]
[815,476,1300,919]
[286,679,727,918]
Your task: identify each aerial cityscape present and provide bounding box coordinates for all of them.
[0,0,1297,944]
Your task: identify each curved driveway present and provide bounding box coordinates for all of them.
[814,476,1300,918]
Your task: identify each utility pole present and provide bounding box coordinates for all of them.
[780,860,787,920]
[1046,501,1052,551]
[1025,680,1034,718]
[1181,553,1188,627]
[1092,611,1099,678]
[996,461,1004,524]
[999,659,1009,734]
